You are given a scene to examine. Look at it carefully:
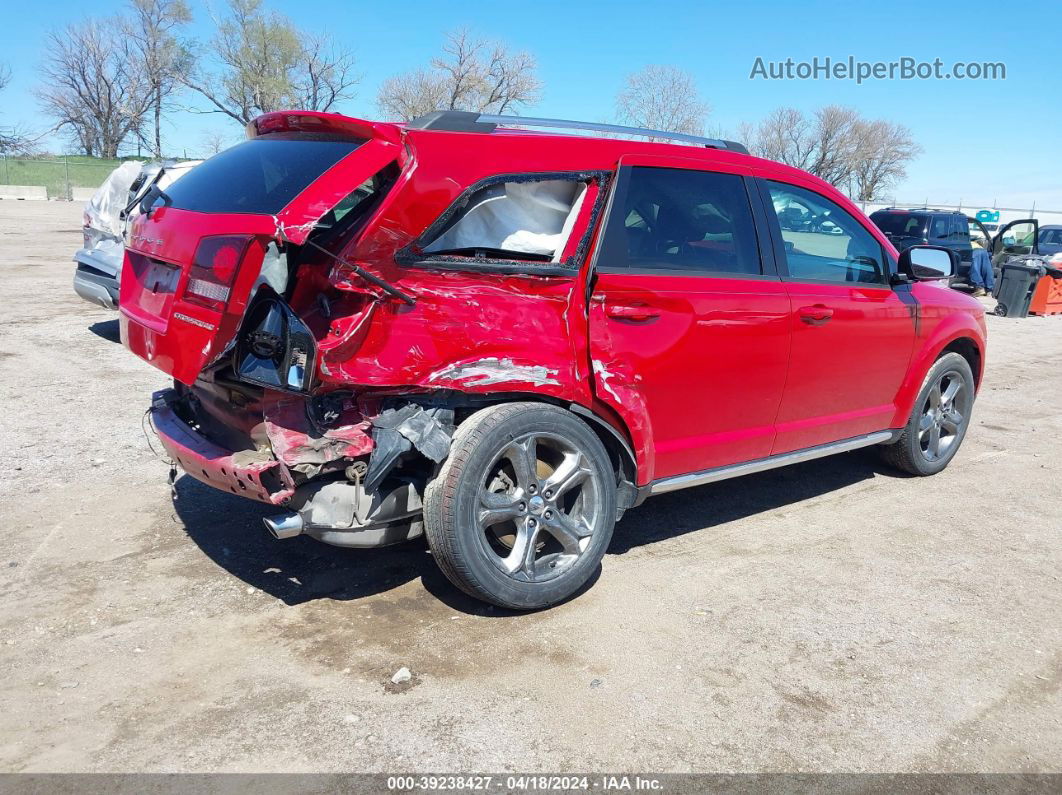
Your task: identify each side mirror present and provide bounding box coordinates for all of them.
[897,245,955,281]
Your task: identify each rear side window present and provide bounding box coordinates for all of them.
[422,178,588,263]
[871,212,927,238]
[164,134,363,215]
[599,166,761,275]
[950,215,971,242]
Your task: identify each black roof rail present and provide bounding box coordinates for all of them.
[405,111,749,154]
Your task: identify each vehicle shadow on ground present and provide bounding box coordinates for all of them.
[88,318,121,343]
[174,449,899,612]
[609,450,897,554]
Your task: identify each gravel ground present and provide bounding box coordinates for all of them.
[0,200,1059,773]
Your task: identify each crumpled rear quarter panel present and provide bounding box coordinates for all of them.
[296,130,606,405]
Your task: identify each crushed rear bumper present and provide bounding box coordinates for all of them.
[148,389,424,547]
[150,390,296,505]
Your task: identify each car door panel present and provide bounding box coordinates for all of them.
[590,273,790,479]
[588,160,792,483]
[773,281,914,452]
[756,177,916,453]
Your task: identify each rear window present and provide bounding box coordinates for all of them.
[164,134,363,215]
[871,212,927,237]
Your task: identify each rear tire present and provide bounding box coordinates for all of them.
[424,402,617,610]
[880,352,975,476]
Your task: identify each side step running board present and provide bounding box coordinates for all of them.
[649,430,898,495]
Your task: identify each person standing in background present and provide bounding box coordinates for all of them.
[969,238,995,297]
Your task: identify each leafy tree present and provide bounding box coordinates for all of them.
[183,0,358,125]
[124,0,192,158]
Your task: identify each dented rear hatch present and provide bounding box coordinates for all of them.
[120,121,401,385]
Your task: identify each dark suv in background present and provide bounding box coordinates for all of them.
[870,208,1039,284]
[870,209,975,280]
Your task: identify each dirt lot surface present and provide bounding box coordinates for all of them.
[1,200,1059,774]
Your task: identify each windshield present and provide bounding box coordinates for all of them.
[164,134,363,215]
[871,212,927,237]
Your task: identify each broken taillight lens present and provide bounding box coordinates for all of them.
[185,235,253,311]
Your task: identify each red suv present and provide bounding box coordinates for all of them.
[121,110,986,609]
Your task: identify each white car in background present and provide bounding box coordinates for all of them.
[73,159,201,309]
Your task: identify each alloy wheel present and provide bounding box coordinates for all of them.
[918,370,968,462]
[475,432,605,583]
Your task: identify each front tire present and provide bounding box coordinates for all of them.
[424,403,617,610]
[881,352,975,476]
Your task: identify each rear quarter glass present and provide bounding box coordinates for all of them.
[871,212,927,237]
[163,134,364,215]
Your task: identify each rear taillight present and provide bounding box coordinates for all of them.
[185,235,253,311]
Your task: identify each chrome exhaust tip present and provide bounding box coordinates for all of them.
[263,513,304,540]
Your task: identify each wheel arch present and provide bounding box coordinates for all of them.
[892,324,985,427]
[941,335,983,388]
[441,392,640,514]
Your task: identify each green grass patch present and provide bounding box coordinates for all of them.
[0,156,151,199]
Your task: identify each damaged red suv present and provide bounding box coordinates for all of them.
[121,110,986,609]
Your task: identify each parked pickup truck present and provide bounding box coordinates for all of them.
[120,110,987,609]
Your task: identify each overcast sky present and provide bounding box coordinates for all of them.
[2,0,1059,210]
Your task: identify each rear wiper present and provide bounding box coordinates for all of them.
[299,236,416,306]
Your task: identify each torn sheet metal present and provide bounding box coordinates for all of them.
[363,404,455,491]
[269,139,402,245]
[262,392,373,474]
[427,358,560,387]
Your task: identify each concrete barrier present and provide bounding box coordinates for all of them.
[71,187,97,202]
[0,185,48,200]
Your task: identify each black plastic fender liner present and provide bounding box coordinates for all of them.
[363,404,456,492]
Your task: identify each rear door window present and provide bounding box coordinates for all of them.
[598,166,762,275]
[950,215,971,243]
[164,134,363,215]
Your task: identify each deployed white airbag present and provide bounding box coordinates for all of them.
[425,179,587,259]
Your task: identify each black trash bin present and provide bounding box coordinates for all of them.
[994,257,1046,318]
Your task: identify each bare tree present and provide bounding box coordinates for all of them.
[805,106,862,186]
[744,105,920,197]
[615,65,709,138]
[199,129,232,156]
[183,0,358,126]
[849,120,921,201]
[376,29,540,120]
[0,62,32,154]
[291,33,360,112]
[376,69,449,121]
[747,107,816,169]
[38,20,151,157]
[124,0,192,158]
